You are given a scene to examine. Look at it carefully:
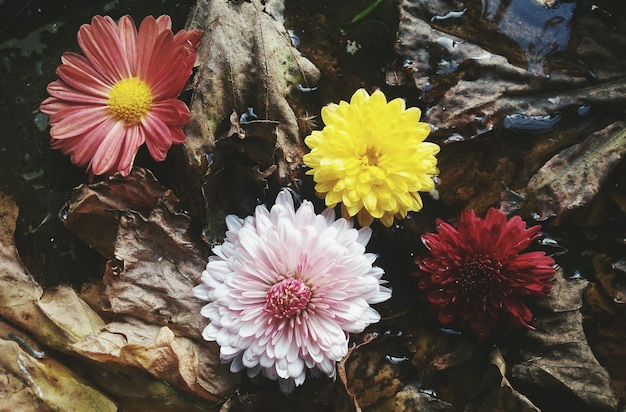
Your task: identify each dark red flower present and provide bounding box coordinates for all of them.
[413,208,555,341]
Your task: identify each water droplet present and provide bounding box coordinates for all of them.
[568,270,583,279]
[577,105,591,116]
[385,354,410,364]
[439,327,462,335]
[444,133,465,143]
[538,236,559,246]
[420,388,438,397]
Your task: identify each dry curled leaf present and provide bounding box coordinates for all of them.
[185,0,319,173]
[1,185,236,405]
[511,269,619,410]
[61,167,181,258]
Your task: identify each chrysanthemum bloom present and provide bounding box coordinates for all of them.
[40,15,203,179]
[193,189,391,392]
[303,88,440,227]
[413,208,555,341]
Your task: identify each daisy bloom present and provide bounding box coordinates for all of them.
[40,15,203,179]
[193,189,391,392]
[303,88,440,227]
[413,208,555,341]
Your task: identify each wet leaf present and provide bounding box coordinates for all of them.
[182,0,320,240]
[0,336,117,412]
[61,168,238,399]
[393,1,626,141]
[468,349,540,412]
[341,330,452,411]
[526,121,626,224]
[511,269,619,410]
[101,196,209,336]
[185,0,319,173]
[583,255,626,402]
[592,254,626,305]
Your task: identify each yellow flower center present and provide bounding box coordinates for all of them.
[107,78,153,125]
[360,146,380,168]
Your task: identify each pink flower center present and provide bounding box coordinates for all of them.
[107,77,153,125]
[264,278,312,319]
[458,255,502,297]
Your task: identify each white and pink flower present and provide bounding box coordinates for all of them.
[193,189,391,392]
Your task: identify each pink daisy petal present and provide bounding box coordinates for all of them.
[168,126,186,144]
[136,16,161,80]
[149,99,190,126]
[60,52,112,86]
[155,15,173,31]
[116,15,138,74]
[49,106,111,140]
[141,114,173,161]
[56,64,110,98]
[87,121,129,176]
[77,15,131,81]
[64,118,117,165]
[45,80,107,105]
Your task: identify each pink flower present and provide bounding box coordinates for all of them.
[413,208,555,341]
[40,15,203,179]
[193,189,391,392]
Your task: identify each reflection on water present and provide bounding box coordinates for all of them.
[481,0,576,77]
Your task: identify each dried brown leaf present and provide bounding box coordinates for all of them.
[343,332,451,411]
[181,0,320,240]
[526,121,626,224]
[511,269,619,410]
[61,167,181,258]
[467,348,540,412]
[0,333,116,412]
[1,186,235,405]
[72,318,235,401]
[185,0,319,173]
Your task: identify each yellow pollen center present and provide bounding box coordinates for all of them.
[107,78,153,125]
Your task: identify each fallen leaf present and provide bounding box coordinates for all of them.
[583,255,626,402]
[393,1,626,141]
[526,121,626,224]
[185,0,319,173]
[0,336,117,412]
[343,329,452,411]
[181,0,320,241]
[511,269,619,410]
[72,318,234,401]
[467,348,540,412]
[592,254,626,305]
[60,167,181,259]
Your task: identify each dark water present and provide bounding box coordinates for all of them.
[0,0,196,285]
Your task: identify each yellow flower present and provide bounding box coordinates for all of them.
[303,89,440,227]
